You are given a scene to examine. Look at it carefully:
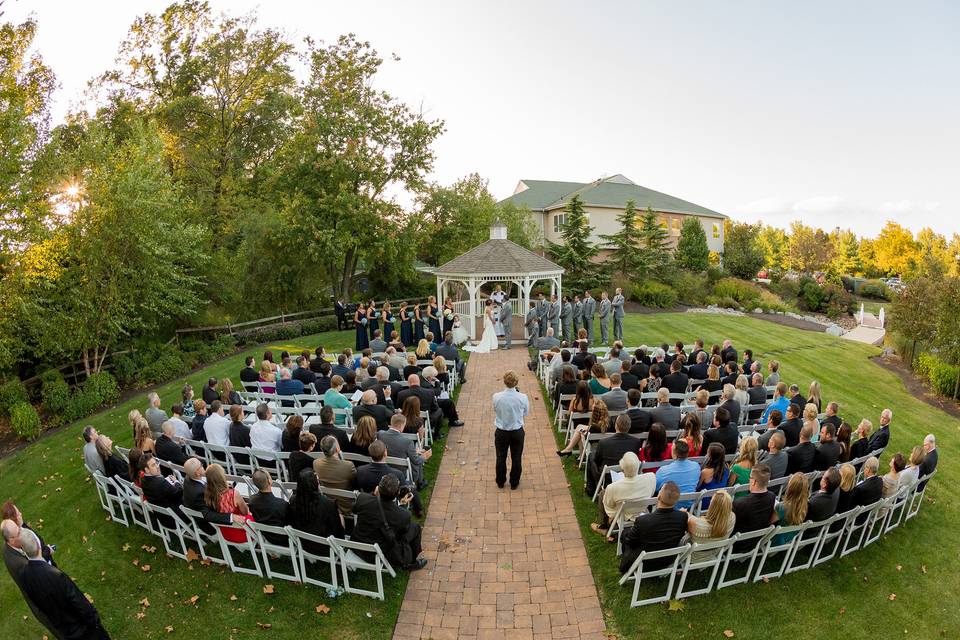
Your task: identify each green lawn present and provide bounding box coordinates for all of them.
[0,329,449,640]
[542,313,958,639]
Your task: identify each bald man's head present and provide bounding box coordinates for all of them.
[407,374,420,387]
[361,389,377,405]
[184,457,203,480]
[18,528,41,560]
[1,519,20,547]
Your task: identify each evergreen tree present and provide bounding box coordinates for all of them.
[599,199,642,277]
[635,207,671,279]
[547,195,603,290]
[723,221,765,279]
[675,217,710,271]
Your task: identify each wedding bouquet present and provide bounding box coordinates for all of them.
[407,311,414,319]
[360,317,368,326]
[443,309,453,320]
[372,311,381,319]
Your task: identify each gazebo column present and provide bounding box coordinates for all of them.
[467,278,478,340]
[521,277,532,339]
[436,278,444,313]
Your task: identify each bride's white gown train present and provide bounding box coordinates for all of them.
[467,311,500,353]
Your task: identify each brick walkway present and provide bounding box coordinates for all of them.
[393,348,607,640]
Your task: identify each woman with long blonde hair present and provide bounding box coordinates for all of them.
[728,437,758,493]
[772,473,809,544]
[687,490,736,559]
[344,416,379,456]
[133,417,155,454]
[415,338,432,360]
[807,380,822,413]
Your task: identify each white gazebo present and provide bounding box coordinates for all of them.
[433,221,565,339]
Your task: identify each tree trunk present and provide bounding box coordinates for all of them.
[339,246,357,300]
[954,369,959,400]
[82,350,91,378]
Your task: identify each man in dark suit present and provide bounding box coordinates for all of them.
[687,351,710,381]
[813,423,841,470]
[619,360,640,391]
[851,457,884,518]
[369,367,400,408]
[353,390,394,431]
[202,377,219,404]
[2,520,59,638]
[239,356,259,384]
[332,354,351,380]
[807,467,841,522]
[588,415,642,495]
[247,469,289,528]
[747,373,767,407]
[17,528,111,639]
[786,424,816,474]
[334,297,348,330]
[630,349,650,379]
[571,343,591,371]
[660,360,689,399]
[140,454,183,510]
[309,347,327,373]
[821,401,841,430]
[731,464,775,552]
[757,410,784,451]
[155,421,188,465]
[306,405,349,452]
[867,409,892,452]
[182,458,233,533]
[788,384,807,410]
[623,389,651,435]
[919,434,938,489]
[741,349,755,376]
[701,406,738,455]
[435,333,466,383]
[619,481,688,573]
[780,403,803,447]
[718,385,741,426]
[395,375,443,435]
[293,356,317,388]
[351,475,426,571]
[721,340,738,365]
[649,388,681,430]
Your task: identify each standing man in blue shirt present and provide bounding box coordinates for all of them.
[492,370,530,490]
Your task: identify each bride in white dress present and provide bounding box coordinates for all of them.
[466,300,500,353]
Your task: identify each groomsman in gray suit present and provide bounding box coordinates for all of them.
[612,287,625,342]
[572,295,583,337]
[582,290,596,344]
[525,302,539,347]
[598,291,611,345]
[536,293,548,337]
[561,296,573,342]
[549,294,561,338]
[500,300,513,350]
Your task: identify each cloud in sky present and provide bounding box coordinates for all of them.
[730,196,949,238]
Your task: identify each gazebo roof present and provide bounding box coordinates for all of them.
[434,238,563,276]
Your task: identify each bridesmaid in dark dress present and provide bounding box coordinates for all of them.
[399,302,413,347]
[442,297,455,337]
[382,302,395,343]
[427,296,442,340]
[413,302,425,342]
[367,300,379,341]
[354,302,369,351]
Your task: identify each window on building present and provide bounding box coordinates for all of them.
[671,217,682,236]
[712,222,721,239]
[553,213,567,234]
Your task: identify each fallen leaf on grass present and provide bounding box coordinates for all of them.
[666,599,684,612]
[316,604,330,614]
[723,631,735,638]
[185,549,199,562]
[84,593,94,603]
[122,544,130,552]
[256,622,272,629]
[263,584,275,594]
[188,595,199,605]
[139,598,150,608]
[921,565,928,574]
[230,595,238,601]
[165,625,174,633]
[896,564,902,571]
[140,564,151,572]
[135,612,146,620]
[888,594,896,601]
[839,607,845,615]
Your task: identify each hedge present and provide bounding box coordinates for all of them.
[632,281,678,308]
[40,371,71,420]
[0,378,29,417]
[10,402,42,441]
[916,352,960,398]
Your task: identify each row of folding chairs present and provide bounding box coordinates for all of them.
[617,469,936,607]
[87,469,398,600]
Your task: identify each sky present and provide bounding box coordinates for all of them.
[6,0,959,238]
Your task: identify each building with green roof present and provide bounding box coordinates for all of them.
[499,174,727,257]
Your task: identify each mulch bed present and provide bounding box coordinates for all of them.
[871,354,960,420]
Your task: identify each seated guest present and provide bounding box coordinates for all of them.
[309,405,350,451]
[250,403,282,452]
[156,421,188,465]
[385,346,406,373]
[728,437,758,491]
[571,342,591,371]
[690,390,715,431]
[96,435,129,479]
[599,373,628,413]
[357,440,406,493]
[248,469,289,537]
[432,357,452,391]
[353,389,394,431]
[701,406,738,455]
[660,359,689,398]
[379,414,432,489]
[900,446,925,488]
[772,473,808,544]
[588,363,612,395]
[821,401,841,430]
[258,360,276,393]
[553,365,579,407]
[204,463,251,542]
[281,415,304,453]
[757,410,784,451]
[623,388,651,435]
[592,452,655,535]
[587,415,642,495]
[218,378,242,407]
[649,388,680,430]
[82,425,105,475]
[654,440,700,507]
[747,373,767,419]
[359,362,377,390]
[619,360,640,391]
[803,403,821,441]
[731,464,775,551]
[228,405,251,449]
[618,481,688,573]
[836,422,853,462]
[312,436,357,514]
[760,383,789,425]
[275,368,304,407]
[396,375,445,436]
[181,458,233,532]
[314,361,333,394]
[127,448,144,486]
[721,362,740,388]
[434,332,466,384]
[788,383,806,409]
[288,432,317,481]
[340,369,359,396]
[779,403,803,447]
[696,443,729,509]
[292,356,317,388]
[849,419,873,461]
[421,365,464,430]
[369,366,397,408]
[190,399,208,442]
[687,491,736,559]
[415,338,433,361]
[688,351,710,381]
[140,453,183,523]
[696,364,723,401]
[718,384,741,426]
[741,349,755,375]
[203,400,231,446]
[344,416,378,457]
[331,353,350,379]
[289,468,344,550]
[202,377,219,404]
[766,360,781,386]
[239,356,259,384]
[370,330,388,354]
[402,396,425,439]
[814,423,841,470]
[535,327,561,351]
[807,467,840,521]
[639,422,673,467]
[919,434,938,489]
[852,457,884,508]
[678,413,703,457]
[133,415,155,455]
[786,424,817,474]
[836,463,857,513]
[402,353,420,379]
[352,474,426,570]
[145,392,168,437]
[759,431,788,480]
[602,346,624,376]
[169,404,192,441]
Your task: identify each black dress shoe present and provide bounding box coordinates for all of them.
[497,482,505,489]
[556,450,572,457]
[406,558,428,571]
[451,420,465,427]
[417,479,430,490]
[510,483,519,490]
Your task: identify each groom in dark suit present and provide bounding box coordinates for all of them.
[500,300,513,350]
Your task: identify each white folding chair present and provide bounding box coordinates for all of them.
[92,473,130,526]
[114,477,152,533]
[332,408,354,428]
[145,503,193,561]
[618,544,690,607]
[753,523,808,582]
[215,520,263,577]
[784,520,828,574]
[555,393,575,431]
[329,537,397,601]
[675,537,734,598]
[224,445,255,477]
[906,471,936,521]
[840,502,877,556]
[179,506,227,565]
[248,522,300,583]
[290,529,339,590]
[862,497,894,548]
[716,526,773,589]
[812,509,857,566]
[883,486,911,534]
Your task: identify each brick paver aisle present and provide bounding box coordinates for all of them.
[393,349,607,640]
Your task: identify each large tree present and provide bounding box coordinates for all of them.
[872,221,918,277]
[828,228,861,280]
[598,199,643,277]
[757,224,789,272]
[635,207,672,279]
[934,276,960,398]
[270,34,443,299]
[786,221,833,273]
[674,216,710,272]
[723,221,765,279]
[547,195,603,291]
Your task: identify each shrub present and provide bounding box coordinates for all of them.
[860,279,890,300]
[713,278,761,307]
[140,345,190,385]
[667,270,711,306]
[0,378,29,417]
[300,316,338,335]
[112,353,138,387]
[10,402,42,441]
[64,387,100,422]
[916,352,960,397]
[85,371,120,406]
[631,281,678,308]
[40,371,71,417]
[705,266,724,285]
